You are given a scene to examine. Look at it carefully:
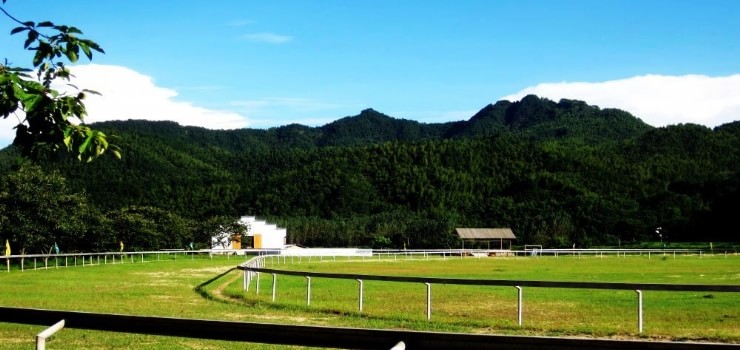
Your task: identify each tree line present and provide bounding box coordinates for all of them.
[0,96,738,253]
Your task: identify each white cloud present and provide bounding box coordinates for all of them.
[67,64,250,129]
[501,74,740,128]
[0,64,250,147]
[241,32,293,44]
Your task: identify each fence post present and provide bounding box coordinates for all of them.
[636,290,643,333]
[256,272,260,294]
[243,270,248,291]
[36,319,65,350]
[306,276,312,306]
[425,282,432,320]
[515,286,523,326]
[357,279,364,312]
[272,273,277,302]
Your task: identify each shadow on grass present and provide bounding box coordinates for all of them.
[194,267,237,303]
[192,270,654,340]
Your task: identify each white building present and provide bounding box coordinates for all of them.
[211,216,287,251]
[241,216,287,249]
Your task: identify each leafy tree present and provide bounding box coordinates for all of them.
[193,215,249,249]
[104,206,193,251]
[0,163,89,256]
[0,1,119,161]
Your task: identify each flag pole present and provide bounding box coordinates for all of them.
[4,240,9,272]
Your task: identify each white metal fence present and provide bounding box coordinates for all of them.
[238,251,740,334]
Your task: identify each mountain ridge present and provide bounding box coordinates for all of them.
[91,95,655,149]
[2,94,737,248]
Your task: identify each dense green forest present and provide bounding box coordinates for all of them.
[1,95,738,252]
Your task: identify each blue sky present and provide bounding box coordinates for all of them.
[1,0,739,144]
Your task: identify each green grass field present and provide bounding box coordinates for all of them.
[0,253,738,348]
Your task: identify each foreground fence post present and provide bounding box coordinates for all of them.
[36,319,65,350]
[636,290,643,333]
[425,282,432,320]
[515,286,523,326]
[390,341,406,350]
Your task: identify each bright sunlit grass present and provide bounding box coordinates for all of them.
[0,252,738,348]
[227,254,740,341]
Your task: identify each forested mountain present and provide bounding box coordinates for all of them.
[1,95,737,250]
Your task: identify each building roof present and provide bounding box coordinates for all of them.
[455,228,516,240]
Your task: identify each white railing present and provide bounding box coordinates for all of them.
[238,249,740,334]
[36,319,65,350]
[0,249,280,272]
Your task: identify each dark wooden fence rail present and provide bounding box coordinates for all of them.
[0,306,736,350]
[239,265,740,292]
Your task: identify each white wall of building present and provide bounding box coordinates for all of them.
[239,216,287,249]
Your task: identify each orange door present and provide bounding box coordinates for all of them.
[253,234,262,249]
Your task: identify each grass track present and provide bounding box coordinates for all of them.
[227,254,740,342]
[0,253,738,348]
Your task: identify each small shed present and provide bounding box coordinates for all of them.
[455,228,516,250]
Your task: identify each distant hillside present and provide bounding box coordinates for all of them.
[1,95,737,248]
[92,94,653,149]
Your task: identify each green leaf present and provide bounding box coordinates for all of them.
[10,26,28,35]
[79,43,92,60]
[83,40,105,54]
[78,132,93,154]
[37,21,54,28]
[65,48,78,62]
[23,30,38,48]
[32,50,44,67]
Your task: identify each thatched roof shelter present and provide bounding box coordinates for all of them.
[455,228,516,250]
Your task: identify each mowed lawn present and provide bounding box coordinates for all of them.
[0,253,738,348]
[226,254,740,342]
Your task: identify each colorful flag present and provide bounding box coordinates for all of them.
[4,240,9,257]
[119,241,124,252]
[54,242,60,255]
